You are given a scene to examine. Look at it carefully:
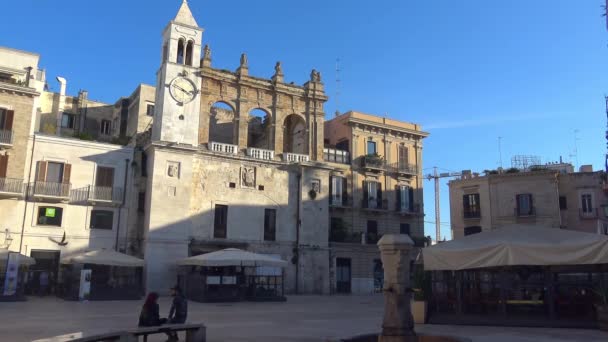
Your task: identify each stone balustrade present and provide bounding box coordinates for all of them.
[209,141,238,155]
[247,147,275,161]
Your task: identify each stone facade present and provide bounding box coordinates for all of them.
[449,166,608,239]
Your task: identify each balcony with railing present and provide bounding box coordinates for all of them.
[32,181,71,200]
[0,130,13,146]
[396,203,422,216]
[283,153,309,163]
[329,195,351,208]
[0,178,24,197]
[360,155,387,171]
[463,208,481,219]
[579,208,598,219]
[209,141,238,155]
[388,162,417,176]
[247,147,275,161]
[71,186,124,205]
[323,148,350,164]
[362,198,388,211]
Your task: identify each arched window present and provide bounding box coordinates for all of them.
[283,114,307,154]
[177,39,185,64]
[247,108,271,149]
[209,102,236,144]
[185,40,194,66]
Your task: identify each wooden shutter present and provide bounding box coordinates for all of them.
[96,167,115,187]
[528,194,533,215]
[395,185,401,211]
[362,181,368,207]
[37,161,48,182]
[62,164,71,184]
[329,176,333,205]
[377,182,383,207]
[5,110,14,131]
[342,177,348,206]
[0,155,7,178]
[409,187,414,211]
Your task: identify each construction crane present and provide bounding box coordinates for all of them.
[425,167,461,243]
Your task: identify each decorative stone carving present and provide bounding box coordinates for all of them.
[377,234,415,341]
[311,179,321,193]
[167,161,181,178]
[274,61,283,75]
[241,166,256,188]
[203,44,211,60]
[310,69,321,82]
[240,53,248,67]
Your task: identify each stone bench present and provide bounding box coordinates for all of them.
[32,323,206,342]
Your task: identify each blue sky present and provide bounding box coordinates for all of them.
[1,0,606,239]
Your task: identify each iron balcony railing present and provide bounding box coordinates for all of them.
[71,186,124,203]
[0,177,24,194]
[32,181,71,198]
[0,130,13,145]
[396,203,421,215]
[362,198,388,210]
[463,209,481,219]
[360,155,387,170]
[323,148,350,164]
[515,206,536,217]
[388,162,418,175]
[579,208,598,219]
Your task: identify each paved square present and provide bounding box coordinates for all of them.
[0,295,607,342]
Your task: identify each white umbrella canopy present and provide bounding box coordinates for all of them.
[423,224,608,271]
[177,248,288,267]
[60,249,144,267]
[0,249,36,266]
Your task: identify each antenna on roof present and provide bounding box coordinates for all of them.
[335,57,341,117]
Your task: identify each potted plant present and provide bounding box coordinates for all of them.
[411,265,431,324]
[594,280,608,331]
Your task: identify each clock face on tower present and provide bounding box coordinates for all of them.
[169,76,197,104]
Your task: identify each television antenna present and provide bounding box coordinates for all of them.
[335,57,341,117]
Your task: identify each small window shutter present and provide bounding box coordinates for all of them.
[516,194,521,214]
[37,161,48,182]
[409,187,414,211]
[5,110,14,131]
[463,195,470,211]
[0,154,7,178]
[528,194,533,215]
[342,177,348,206]
[362,181,368,205]
[329,177,334,205]
[62,164,71,184]
[395,185,401,210]
[377,183,382,205]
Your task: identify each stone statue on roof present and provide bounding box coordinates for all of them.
[203,45,211,60]
[274,61,283,75]
[240,53,248,67]
[310,69,321,82]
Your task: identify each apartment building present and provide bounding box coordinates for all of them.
[449,165,608,239]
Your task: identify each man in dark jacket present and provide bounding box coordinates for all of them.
[166,285,188,341]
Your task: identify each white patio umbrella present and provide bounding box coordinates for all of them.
[0,249,36,266]
[177,248,287,267]
[60,249,144,267]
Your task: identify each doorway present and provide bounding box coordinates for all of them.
[336,258,351,294]
[28,250,60,296]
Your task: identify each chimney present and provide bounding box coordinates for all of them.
[55,76,67,136]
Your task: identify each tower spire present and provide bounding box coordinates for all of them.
[174,0,198,27]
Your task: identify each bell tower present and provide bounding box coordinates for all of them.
[152,0,203,146]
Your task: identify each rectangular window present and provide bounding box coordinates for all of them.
[214,204,228,238]
[61,113,75,129]
[400,223,411,235]
[0,108,14,131]
[37,206,63,226]
[464,226,482,236]
[397,185,413,212]
[367,220,378,243]
[137,192,145,213]
[330,176,347,205]
[398,145,408,167]
[463,194,481,218]
[90,210,114,230]
[367,140,376,155]
[146,104,155,116]
[364,181,381,209]
[95,166,115,187]
[516,194,533,216]
[100,120,111,135]
[581,194,593,213]
[46,162,64,183]
[264,208,276,241]
[559,196,567,210]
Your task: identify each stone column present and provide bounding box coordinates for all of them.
[378,234,415,342]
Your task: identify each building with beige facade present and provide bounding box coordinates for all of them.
[449,164,608,239]
[0,1,429,296]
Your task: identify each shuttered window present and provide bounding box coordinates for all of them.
[0,154,7,178]
[96,166,115,187]
[214,204,228,238]
[264,208,276,241]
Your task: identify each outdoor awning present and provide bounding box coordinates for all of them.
[177,248,288,267]
[423,225,608,271]
[0,250,36,266]
[60,249,144,267]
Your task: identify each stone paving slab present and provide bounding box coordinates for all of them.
[0,295,606,342]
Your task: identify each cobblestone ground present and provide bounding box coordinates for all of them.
[0,295,607,342]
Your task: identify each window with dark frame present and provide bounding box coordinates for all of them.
[363,181,382,209]
[90,210,114,230]
[398,145,408,167]
[367,220,378,243]
[464,226,482,236]
[37,206,63,226]
[330,176,348,206]
[559,196,567,210]
[61,113,75,129]
[0,108,14,131]
[146,104,155,116]
[264,208,276,241]
[397,185,414,212]
[516,193,533,216]
[463,193,481,218]
[582,194,593,213]
[400,223,411,235]
[367,140,377,155]
[213,204,228,238]
[100,120,111,135]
